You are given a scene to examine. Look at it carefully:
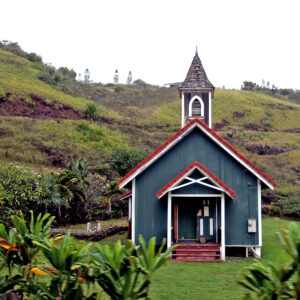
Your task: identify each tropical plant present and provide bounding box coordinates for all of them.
[0,211,55,298]
[66,156,91,181]
[234,222,300,299]
[91,235,175,300]
[37,233,97,300]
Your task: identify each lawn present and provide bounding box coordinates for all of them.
[61,217,128,231]
[69,217,299,299]
[146,217,299,300]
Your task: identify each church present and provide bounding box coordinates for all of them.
[118,50,275,261]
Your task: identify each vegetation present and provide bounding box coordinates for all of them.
[1,216,297,299]
[0,213,173,299]
[0,159,127,228]
[111,148,147,176]
[235,221,300,299]
[0,42,299,217]
[241,80,300,104]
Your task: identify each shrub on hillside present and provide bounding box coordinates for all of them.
[85,102,99,120]
[26,52,42,62]
[111,148,147,176]
[132,79,148,89]
[114,84,126,93]
[76,120,104,142]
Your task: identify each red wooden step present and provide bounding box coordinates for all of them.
[171,258,223,262]
[175,247,219,251]
[172,254,220,258]
[173,243,220,247]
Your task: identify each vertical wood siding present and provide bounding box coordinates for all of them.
[135,128,259,245]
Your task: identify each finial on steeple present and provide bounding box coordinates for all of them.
[195,46,198,55]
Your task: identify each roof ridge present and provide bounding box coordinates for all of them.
[117,118,276,188]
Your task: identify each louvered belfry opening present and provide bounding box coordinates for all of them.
[179,49,215,128]
[192,99,201,117]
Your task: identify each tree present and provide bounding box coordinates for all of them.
[114,69,119,84]
[84,69,90,83]
[241,81,257,91]
[127,71,132,84]
[111,148,147,176]
[132,79,148,89]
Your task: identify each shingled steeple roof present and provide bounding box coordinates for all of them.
[181,49,214,89]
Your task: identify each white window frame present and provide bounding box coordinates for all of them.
[189,96,204,117]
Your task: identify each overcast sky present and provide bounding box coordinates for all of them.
[1,0,299,89]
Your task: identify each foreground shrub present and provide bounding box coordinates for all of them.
[235,222,300,299]
[0,213,174,299]
[91,235,175,299]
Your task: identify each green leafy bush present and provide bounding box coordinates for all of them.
[76,121,104,142]
[114,85,126,93]
[111,148,147,176]
[85,102,99,120]
[0,165,46,226]
[0,213,174,299]
[235,222,300,299]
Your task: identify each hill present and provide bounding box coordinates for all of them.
[0,46,299,215]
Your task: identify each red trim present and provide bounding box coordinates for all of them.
[117,118,276,187]
[156,161,236,198]
[118,191,132,200]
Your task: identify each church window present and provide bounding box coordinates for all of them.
[189,96,204,117]
[192,99,202,116]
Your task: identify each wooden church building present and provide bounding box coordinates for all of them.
[118,50,276,261]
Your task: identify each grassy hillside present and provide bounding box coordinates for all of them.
[0,47,299,210]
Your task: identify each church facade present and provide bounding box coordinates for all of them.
[118,51,275,261]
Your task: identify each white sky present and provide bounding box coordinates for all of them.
[1,0,300,89]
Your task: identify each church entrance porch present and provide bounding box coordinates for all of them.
[167,193,226,261]
[175,197,218,243]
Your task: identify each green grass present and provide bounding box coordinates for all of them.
[147,217,300,300]
[0,47,300,205]
[61,218,128,231]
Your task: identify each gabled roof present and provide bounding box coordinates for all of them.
[118,191,132,200]
[117,118,276,189]
[180,50,214,89]
[156,161,236,199]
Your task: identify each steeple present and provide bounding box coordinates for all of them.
[179,51,215,128]
[181,51,214,89]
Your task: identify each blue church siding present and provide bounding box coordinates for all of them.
[135,127,259,245]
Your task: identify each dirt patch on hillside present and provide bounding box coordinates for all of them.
[0,94,82,120]
[284,128,300,133]
[32,140,71,167]
[214,119,230,131]
[233,111,245,119]
[244,123,269,132]
[245,143,289,155]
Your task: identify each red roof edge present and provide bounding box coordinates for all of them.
[118,191,132,200]
[156,161,236,199]
[117,118,276,187]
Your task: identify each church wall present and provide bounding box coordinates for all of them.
[134,128,259,246]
